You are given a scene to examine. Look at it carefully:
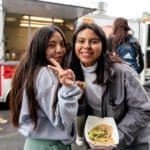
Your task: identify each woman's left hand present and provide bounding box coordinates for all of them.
[48,58,75,87]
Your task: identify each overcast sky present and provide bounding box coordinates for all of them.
[39,0,150,19]
[106,0,150,19]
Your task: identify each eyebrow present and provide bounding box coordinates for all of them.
[77,37,99,40]
[49,39,64,42]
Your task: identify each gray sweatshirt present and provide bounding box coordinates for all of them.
[19,67,82,144]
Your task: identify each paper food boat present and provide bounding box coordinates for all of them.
[84,116,119,149]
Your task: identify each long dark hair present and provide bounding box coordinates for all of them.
[112,17,131,52]
[70,23,122,85]
[10,25,67,128]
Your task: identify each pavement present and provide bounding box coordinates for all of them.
[0,110,25,150]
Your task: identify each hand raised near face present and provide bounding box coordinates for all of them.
[48,58,75,87]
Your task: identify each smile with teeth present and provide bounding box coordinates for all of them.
[81,51,93,57]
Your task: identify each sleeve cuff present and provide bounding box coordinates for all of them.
[60,85,82,98]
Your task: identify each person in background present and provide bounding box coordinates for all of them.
[70,23,150,150]
[107,17,144,74]
[9,25,83,150]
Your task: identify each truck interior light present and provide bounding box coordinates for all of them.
[22,15,53,22]
[20,20,51,25]
[22,15,64,24]
[53,18,64,23]
[20,23,49,28]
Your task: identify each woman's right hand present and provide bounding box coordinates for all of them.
[48,58,75,87]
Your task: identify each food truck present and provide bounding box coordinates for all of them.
[0,0,96,106]
[0,0,150,107]
[0,61,18,106]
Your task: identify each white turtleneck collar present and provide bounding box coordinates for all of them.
[80,62,102,117]
[80,62,97,73]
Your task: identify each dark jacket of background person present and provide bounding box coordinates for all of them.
[107,17,144,74]
[70,23,150,150]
